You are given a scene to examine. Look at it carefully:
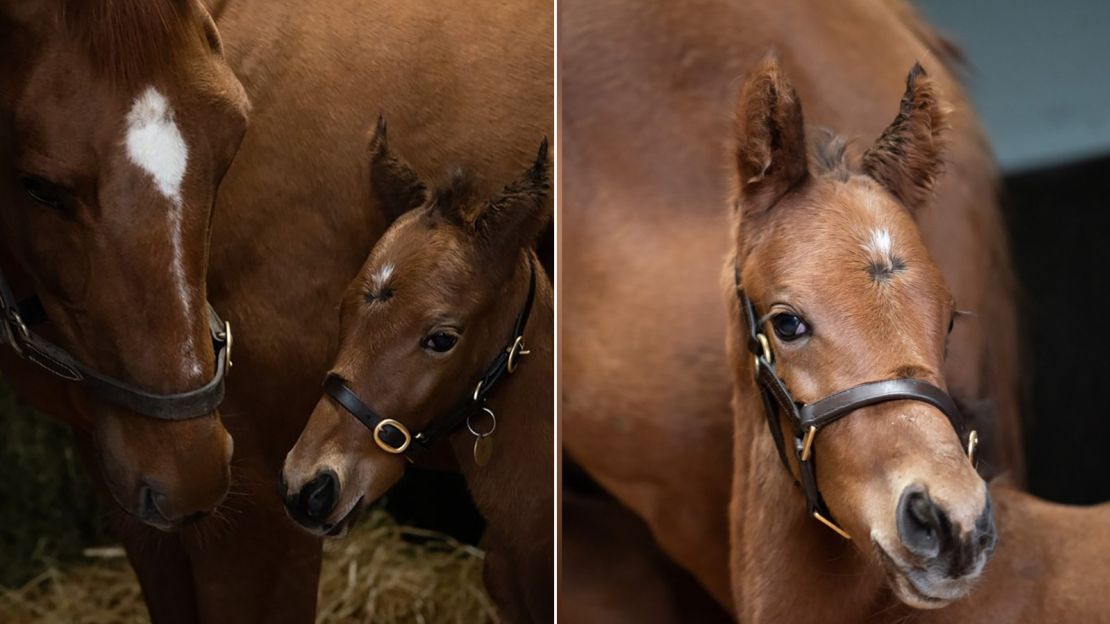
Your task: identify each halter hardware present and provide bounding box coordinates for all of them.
[735,267,977,540]
[324,261,537,463]
[0,264,232,420]
[373,419,413,454]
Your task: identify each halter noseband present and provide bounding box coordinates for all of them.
[323,261,537,462]
[0,266,232,421]
[735,268,978,539]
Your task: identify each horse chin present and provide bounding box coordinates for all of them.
[319,495,365,539]
[874,540,980,610]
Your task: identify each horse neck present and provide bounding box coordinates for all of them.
[730,353,896,622]
[451,254,553,539]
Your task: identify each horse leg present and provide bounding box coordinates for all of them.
[561,487,733,624]
[186,473,322,623]
[481,540,533,624]
[72,432,200,623]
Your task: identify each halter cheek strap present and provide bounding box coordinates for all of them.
[323,261,537,461]
[0,265,232,420]
[736,267,977,539]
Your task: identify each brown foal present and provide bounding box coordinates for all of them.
[281,121,553,623]
[725,56,1110,623]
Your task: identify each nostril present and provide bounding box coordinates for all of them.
[138,485,170,524]
[897,486,950,558]
[298,470,339,524]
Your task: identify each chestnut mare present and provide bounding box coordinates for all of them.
[1,0,246,551]
[725,57,1110,624]
[3,0,550,621]
[281,121,553,623]
[561,0,1021,610]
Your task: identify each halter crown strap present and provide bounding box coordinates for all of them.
[0,266,231,420]
[324,260,538,461]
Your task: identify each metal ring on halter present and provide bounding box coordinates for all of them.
[506,335,531,373]
[473,380,484,402]
[373,419,412,454]
[467,407,497,437]
[753,332,773,369]
[967,430,979,464]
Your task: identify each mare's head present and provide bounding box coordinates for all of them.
[0,0,249,528]
[728,57,995,607]
[281,120,549,535]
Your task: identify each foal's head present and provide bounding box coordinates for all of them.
[728,57,995,607]
[282,120,550,535]
[0,1,249,528]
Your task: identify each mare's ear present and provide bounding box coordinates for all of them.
[733,54,809,217]
[862,63,948,212]
[368,116,427,224]
[465,138,551,257]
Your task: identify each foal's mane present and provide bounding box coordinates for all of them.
[60,0,200,89]
[809,128,852,182]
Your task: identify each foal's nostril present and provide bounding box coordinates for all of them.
[896,486,951,558]
[297,471,339,524]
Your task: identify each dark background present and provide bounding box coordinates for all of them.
[916,0,1110,504]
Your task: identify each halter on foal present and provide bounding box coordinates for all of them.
[281,118,553,622]
[735,268,976,538]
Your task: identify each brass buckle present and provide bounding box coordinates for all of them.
[373,419,412,454]
[223,321,233,371]
[813,511,852,540]
[753,332,773,370]
[799,426,817,462]
[506,335,531,373]
[966,430,979,464]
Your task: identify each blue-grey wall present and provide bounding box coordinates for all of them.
[915,0,1110,173]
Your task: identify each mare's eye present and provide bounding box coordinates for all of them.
[771,313,809,341]
[423,332,459,353]
[20,175,68,210]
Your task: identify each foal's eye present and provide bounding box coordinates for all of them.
[19,175,68,210]
[771,313,809,341]
[423,331,459,353]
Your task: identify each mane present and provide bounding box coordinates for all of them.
[60,0,199,89]
[809,127,852,182]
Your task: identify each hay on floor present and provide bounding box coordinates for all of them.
[0,509,497,624]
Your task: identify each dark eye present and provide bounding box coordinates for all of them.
[771,313,809,341]
[423,331,458,353]
[20,175,67,210]
[947,317,955,335]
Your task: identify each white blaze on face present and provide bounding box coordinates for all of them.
[125,87,188,204]
[124,87,201,376]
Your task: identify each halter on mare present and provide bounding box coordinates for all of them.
[0,266,231,420]
[323,261,537,462]
[734,267,978,539]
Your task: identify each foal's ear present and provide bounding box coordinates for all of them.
[368,116,427,223]
[733,54,809,216]
[862,63,948,211]
[467,138,551,256]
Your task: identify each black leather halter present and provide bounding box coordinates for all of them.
[0,266,232,420]
[323,261,537,462]
[735,268,977,539]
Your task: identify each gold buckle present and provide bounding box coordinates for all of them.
[753,332,773,369]
[800,426,817,462]
[813,511,852,539]
[966,430,979,464]
[373,419,412,454]
[506,335,531,373]
[223,321,233,371]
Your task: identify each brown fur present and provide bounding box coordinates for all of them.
[560,0,1022,611]
[724,59,1110,624]
[1,0,551,620]
[280,129,553,623]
